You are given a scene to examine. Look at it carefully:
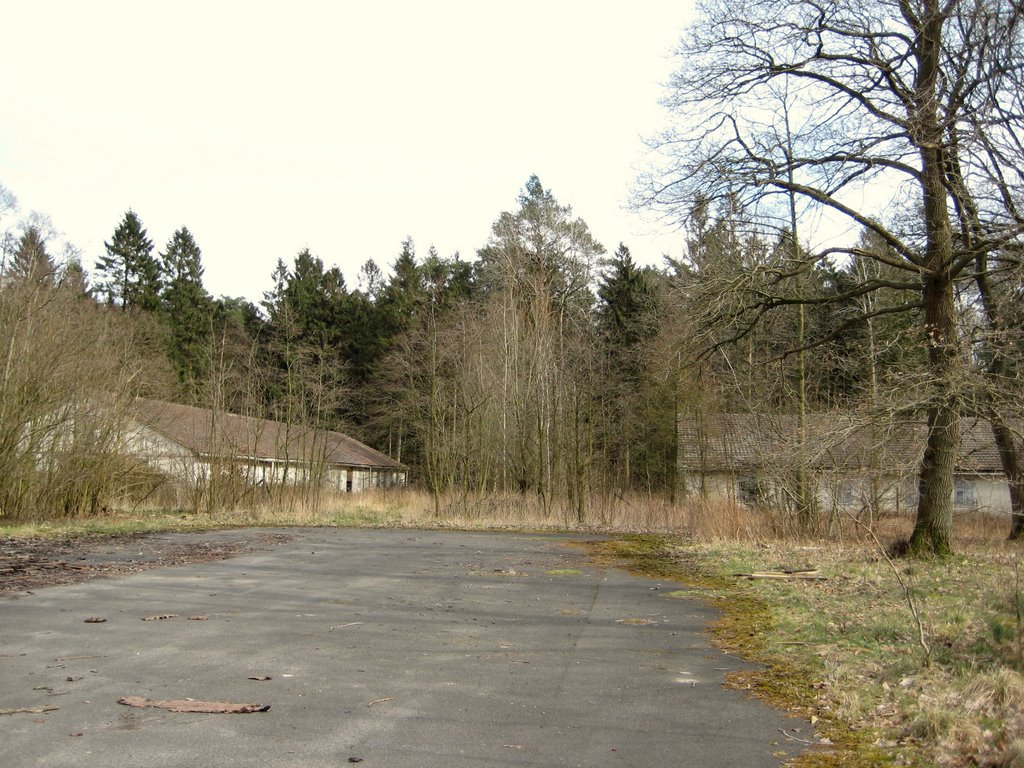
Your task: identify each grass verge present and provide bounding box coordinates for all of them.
[590,535,1024,768]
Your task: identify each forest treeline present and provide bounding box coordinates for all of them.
[7,172,1016,530]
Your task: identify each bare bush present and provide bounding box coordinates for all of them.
[0,275,167,520]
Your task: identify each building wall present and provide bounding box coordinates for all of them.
[679,469,1013,515]
[122,424,199,479]
[966,476,1011,514]
[123,423,406,494]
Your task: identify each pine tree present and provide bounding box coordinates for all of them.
[160,227,213,390]
[95,210,161,312]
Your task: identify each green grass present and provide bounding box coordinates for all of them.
[330,506,403,527]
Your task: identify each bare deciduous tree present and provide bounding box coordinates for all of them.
[643,0,1024,555]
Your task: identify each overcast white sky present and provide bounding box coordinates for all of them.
[0,1,694,302]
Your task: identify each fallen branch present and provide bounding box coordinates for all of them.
[778,728,816,745]
[117,696,269,713]
[734,570,825,580]
[0,705,59,716]
[55,655,104,661]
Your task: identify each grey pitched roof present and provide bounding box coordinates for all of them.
[678,413,1013,475]
[130,398,403,470]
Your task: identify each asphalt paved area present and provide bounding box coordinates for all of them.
[1,528,809,767]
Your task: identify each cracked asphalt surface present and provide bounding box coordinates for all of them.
[1,528,809,767]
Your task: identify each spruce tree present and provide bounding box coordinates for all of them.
[596,243,665,491]
[7,226,57,286]
[262,248,346,346]
[597,244,657,351]
[160,227,213,389]
[95,210,161,311]
[259,249,351,427]
[380,237,426,337]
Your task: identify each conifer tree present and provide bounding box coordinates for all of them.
[595,243,663,490]
[259,249,351,429]
[380,237,426,337]
[160,227,213,390]
[95,210,161,312]
[8,226,56,286]
[597,244,656,351]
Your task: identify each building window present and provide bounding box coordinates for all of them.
[954,478,976,508]
[738,475,766,506]
[838,481,856,507]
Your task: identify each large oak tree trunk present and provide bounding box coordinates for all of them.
[910,95,960,556]
[909,244,962,552]
[911,402,958,556]
[909,273,959,557]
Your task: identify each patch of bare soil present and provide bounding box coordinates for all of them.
[0,531,293,595]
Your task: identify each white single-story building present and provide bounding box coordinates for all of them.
[677,413,1016,516]
[126,398,406,494]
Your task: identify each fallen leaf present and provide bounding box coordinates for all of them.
[117,696,269,714]
[83,617,107,623]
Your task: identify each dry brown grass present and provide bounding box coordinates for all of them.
[49,487,1021,554]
